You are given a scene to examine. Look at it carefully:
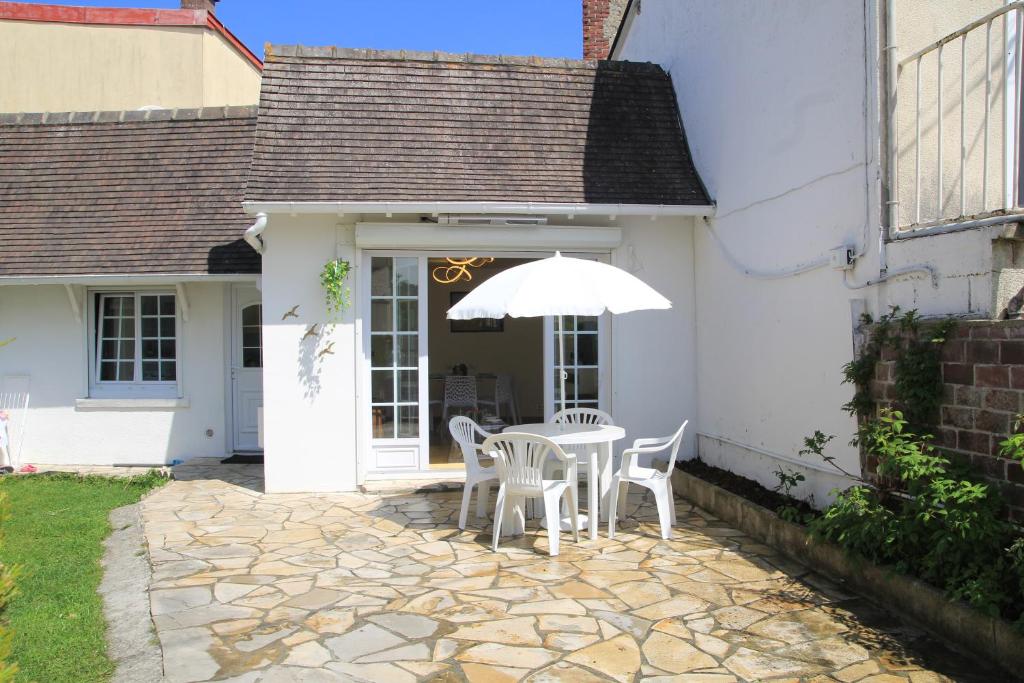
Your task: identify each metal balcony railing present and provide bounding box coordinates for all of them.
[889,2,1024,233]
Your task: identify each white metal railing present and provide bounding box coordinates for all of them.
[889,2,1024,232]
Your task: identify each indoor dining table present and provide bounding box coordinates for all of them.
[501,421,625,540]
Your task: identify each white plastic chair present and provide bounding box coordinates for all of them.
[478,374,520,424]
[441,375,478,429]
[484,432,580,556]
[449,416,500,530]
[608,420,688,540]
[0,377,30,472]
[551,407,614,427]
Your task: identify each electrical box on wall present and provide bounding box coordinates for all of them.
[830,245,856,270]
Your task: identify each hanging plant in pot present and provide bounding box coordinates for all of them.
[320,259,352,323]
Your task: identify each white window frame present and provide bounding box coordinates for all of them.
[87,289,182,399]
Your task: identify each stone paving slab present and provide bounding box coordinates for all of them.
[139,458,1001,682]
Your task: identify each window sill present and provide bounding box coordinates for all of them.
[75,398,190,411]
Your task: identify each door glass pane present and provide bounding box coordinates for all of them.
[398,405,418,438]
[370,257,420,440]
[397,301,418,332]
[371,258,394,296]
[240,305,262,369]
[371,336,394,367]
[371,301,393,332]
[396,259,418,296]
[552,316,600,412]
[371,370,395,403]
[373,406,395,439]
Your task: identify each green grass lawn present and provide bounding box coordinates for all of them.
[0,473,167,683]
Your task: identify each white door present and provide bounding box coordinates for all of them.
[365,255,429,472]
[232,287,264,452]
[544,313,610,419]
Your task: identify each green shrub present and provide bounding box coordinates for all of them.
[811,409,1020,618]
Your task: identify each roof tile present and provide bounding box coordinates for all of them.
[0,108,260,277]
[246,47,709,206]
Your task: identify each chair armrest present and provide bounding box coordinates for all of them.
[628,436,675,454]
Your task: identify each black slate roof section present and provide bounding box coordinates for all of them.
[246,46,710,206]
[0,107,260,277]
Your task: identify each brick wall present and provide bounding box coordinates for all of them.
[871,320,1024,520]
[583,0,629,60]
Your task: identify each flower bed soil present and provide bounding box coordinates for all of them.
[676,457,817,520]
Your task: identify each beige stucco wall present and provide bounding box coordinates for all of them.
[202,30,263,109]
[893,0,1008,227]
[0,20,260,112]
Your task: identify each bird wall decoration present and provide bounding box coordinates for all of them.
[302,324,320,341]
[281,305,300,320]
[317,341,336,358]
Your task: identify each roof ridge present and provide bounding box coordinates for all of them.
[0,105,258,126]
[264,44,664,73]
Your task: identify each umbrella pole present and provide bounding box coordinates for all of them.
[558,315,568,427]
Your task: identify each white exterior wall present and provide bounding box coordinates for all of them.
[257,213,699,492]
[617,0,886,502]
[260,216,358,493]
[0,282,231,466]
[616,0,1003,502]
[611,217,698,458]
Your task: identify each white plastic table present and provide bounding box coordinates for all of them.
[502,422,626,540]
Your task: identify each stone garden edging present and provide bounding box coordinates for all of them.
[669,464,1024,677]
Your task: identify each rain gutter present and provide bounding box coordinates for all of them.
[242,201,716,219]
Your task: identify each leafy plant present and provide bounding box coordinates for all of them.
[320,259,352,321]
[842,307,898,417]
[998,415,1024,468]
[809,409,1019,618]
[892,315,956,428]
[841,307,955,430]
[772,466,806,523]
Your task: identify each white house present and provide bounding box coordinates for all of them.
[3,0,1021,498]
[0,45,716,494]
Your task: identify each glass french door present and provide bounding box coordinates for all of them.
[367,255,429,471]
[545,314,610,418]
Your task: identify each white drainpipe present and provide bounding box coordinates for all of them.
[244,212,268,254]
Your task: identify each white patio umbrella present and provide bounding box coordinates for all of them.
[446,252,672,419]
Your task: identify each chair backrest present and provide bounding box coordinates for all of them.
[662,420,690,473]
[444,375,478,409]
[552,407,614,427]
[494,374,515,403]
[448,416,492,476]
[483,432,571,494]
[0,378,30,468]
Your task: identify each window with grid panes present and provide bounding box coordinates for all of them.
[95,292,177,387]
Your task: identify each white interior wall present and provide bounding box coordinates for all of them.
[0,282,230,466]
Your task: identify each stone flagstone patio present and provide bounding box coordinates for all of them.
[139,458,1000,682]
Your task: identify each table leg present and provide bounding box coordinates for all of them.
[599,442,613,523]
[588,450,599,540]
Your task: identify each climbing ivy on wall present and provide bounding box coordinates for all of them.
[842,306,956,430]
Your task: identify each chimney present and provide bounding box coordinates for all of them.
[583,0,628,60]
[181,0,218,12]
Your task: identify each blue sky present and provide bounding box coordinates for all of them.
[21,0,583,59]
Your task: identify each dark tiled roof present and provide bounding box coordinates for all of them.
[246,46,710,206]
[0,107,260,277]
